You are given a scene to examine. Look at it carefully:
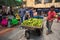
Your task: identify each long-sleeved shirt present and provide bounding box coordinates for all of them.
[19,8,26,17]
[47,11,56,21]
[28,10,33,17]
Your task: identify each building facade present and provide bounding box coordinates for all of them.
[23,0,60,8]
[23,0,60,12]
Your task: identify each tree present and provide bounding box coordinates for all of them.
[0,0,23,6]
[15,0,23,2]
[0,0,5,6]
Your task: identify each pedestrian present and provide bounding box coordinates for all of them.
[0,8,2,24]
[25,11,30,20]
[28,7,33,18]
[1,5,7,18]
[1,5,8,27]
[8,6,15,19]
[33,8,37,16]
[0,12,2,24]
[46,6,56,35]
[8,6,15,27]
[19,6,26,23]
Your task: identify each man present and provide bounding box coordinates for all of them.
[33,8,37,16]
[46,6,56,35]
[25,11,30,20]
[1,5,7,18]
[28,7,33,18]
[19,6,26,23]
[8,6,15,16]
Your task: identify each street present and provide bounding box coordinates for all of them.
[0,0,60,40]
[0,18,60,40]
[20,19,60,40]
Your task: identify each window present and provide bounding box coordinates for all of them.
[55,0,60,2]
[44,0,52,3]
[35,0,42,4]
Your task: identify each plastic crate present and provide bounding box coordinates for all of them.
[33,16,43,19]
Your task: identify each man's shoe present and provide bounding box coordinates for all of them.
[46,32,50,35]
[50,30,53,33]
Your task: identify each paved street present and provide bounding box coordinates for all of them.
[0,18,60,40]
[20,19,60,40]
[0,0,60,40]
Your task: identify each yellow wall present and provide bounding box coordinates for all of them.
[26,0,34,7]
[25,0,60,8]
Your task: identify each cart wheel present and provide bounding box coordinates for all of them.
[40,26,43,34]
[36,26,43,36]
[25,30,30,39]
[36,29,41,36]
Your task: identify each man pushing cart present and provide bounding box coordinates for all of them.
[21,8,44,39]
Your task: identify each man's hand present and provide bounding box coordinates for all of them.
[49,20,51,22]
[49,18,54,22]
[55,15,58,18]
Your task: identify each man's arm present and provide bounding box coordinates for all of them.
[54,11,56,18]
[18,9,21,16]
[47,11,51,20]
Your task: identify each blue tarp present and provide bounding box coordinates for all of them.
[36,8,60,13]
[55,9,60,13]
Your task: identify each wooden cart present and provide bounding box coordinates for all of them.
[21,23,44,39]
[21,16,44,39]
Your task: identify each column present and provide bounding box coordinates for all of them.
[52,0,55,3]
[42,0,44,4]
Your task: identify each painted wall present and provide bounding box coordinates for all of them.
[25,0,60,8]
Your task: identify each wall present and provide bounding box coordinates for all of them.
[25,0,60,8]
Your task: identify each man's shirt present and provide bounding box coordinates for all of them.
[47,11,56,21]
[19,8,26,17]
